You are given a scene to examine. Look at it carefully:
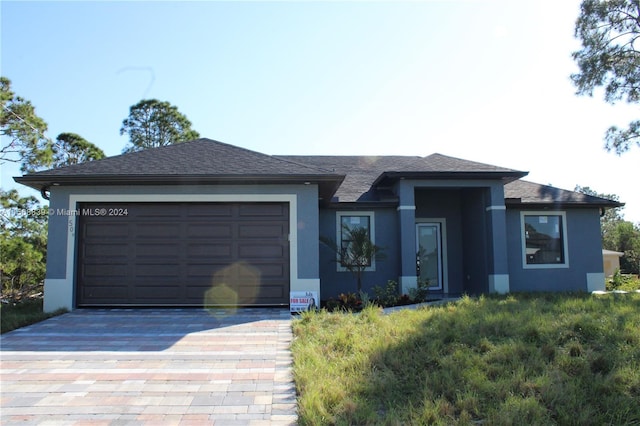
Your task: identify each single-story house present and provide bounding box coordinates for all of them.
[15,138,623,312]
[602,249,624,277]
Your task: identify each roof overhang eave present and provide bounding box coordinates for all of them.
[504,200,625,209]
[14,173,346,200]
[372,171,528,187]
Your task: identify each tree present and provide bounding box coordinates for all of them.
[575,185,640,274]
[1,189,48,302]
[1,77,104,173]
[1,76,53,172]
[606,221,640,274]
[52,132,105,167]
[120,99,200,153]
[571,0,640,154]
[321,225,385,294]
[574,185,624,224]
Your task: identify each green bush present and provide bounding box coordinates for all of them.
[607,270,640,291]
[372,280,399,307]
[409,279,430,303]
[324,292,362,312]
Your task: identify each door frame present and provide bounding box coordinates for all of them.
[416,219,448,292]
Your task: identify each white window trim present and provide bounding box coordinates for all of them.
[520,211,569,269]
[335,211,376,272]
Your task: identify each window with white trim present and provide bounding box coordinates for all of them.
[521,211,569,268]
[336,212,375,271]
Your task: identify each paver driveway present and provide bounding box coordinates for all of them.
[0,308,297,425]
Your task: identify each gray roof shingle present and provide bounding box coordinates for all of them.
[276,153,525,202]
[26,138,334,177]
[504,180,623,207]
[15,139,621,208]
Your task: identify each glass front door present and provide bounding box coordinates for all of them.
[417,223,443,290]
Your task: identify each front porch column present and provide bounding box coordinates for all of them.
[486,185,510,293]
[397,182,417,293]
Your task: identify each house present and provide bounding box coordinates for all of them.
[15,139,623,312]
[602,249,624,277]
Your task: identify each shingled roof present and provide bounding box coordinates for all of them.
[504,180,623,208]
[21,138,338,177]
[15,139,346,201]
[276,153,527,202]
[15,139,622,208]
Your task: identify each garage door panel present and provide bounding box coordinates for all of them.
[239,203,287,217]
[77,202,289,307]
[84,243,128,257]
[258,285,287,298]
[187,243,233,258]
[83,264,128,278]
[239,224,286,238]
[135,286,181,300]
[186,286,211,300]
[134,264,181,278]
[186,204,234,217]
[81,286,129,301]
[239,243,285,258]
[136,223,181,238]
[135,243,181,257]
[186,224,233,238]
[84,223,129,238]
[136,209,182,219]
[254,264,286,278]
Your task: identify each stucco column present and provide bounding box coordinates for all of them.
[397,181,417,293]
[486,184,510,293]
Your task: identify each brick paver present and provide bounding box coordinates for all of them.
[0,308,297,425]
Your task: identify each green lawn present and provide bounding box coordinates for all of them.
[292,293,640,425]
[1,299,67,334]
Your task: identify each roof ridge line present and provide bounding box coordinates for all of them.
[270,155,339,174]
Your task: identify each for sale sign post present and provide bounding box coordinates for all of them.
[290,291,318,313]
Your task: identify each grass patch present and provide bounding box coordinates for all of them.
[1,299,68,334]
[292,293,640,425]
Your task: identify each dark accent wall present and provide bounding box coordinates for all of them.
[414,189,464,294]
[461,188,489,294]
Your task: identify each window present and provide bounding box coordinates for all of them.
[336,212,375,271]
[521,212,568,268]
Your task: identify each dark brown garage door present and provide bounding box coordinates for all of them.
[76,202,290,307]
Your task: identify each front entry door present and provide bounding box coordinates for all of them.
[416,223,443,290]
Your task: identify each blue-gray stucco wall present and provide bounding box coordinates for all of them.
[318,207,399,299]
[506,207,604,292]
[45,191,70,279]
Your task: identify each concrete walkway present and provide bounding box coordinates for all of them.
[0,308,297,425]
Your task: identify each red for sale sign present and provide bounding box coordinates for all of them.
[290,291,318,313]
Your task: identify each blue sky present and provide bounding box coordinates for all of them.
[2,0,639,222]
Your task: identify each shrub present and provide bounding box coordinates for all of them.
[324,292,363,312]
[607,270,640,291]
[372,280,399,307]
[409,279,430,303]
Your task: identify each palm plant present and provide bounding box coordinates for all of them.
[321,225,385,293]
